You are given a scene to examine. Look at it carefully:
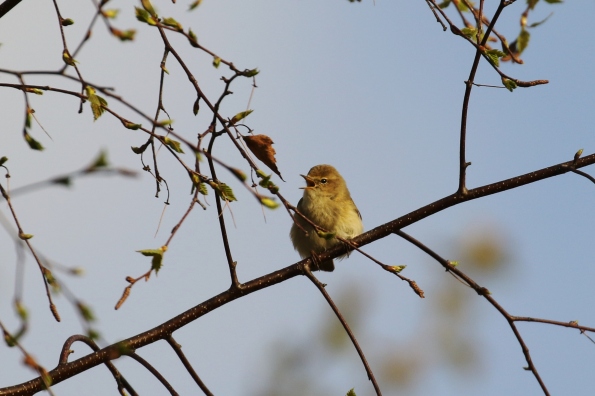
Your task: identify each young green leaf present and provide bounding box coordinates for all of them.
[258,173,271,188]
[219,183,237,202]
[43,268,56,286]
[62,50,78,66]
[89,150,109,169]
[517,29,530,54]
[229,109,253,125]
[260,197,279,209]
[24,131,44,150]
[0,156,8,167]
[131,141,150,154]
[212,56,221,68]
[198,182,208,195]
[61,18,74,26]
[25,108,32,129]
[460,26,477,38]
[455,0,471,12]
[163,136,184,153]
[193,97,200,115]
[111,28,136,41]
[316,230,336,240]
[87,329,100,340]
[137,248,165,273]
[24,87,44,95]
[101,9,119,19]
[211,181,236,202]
[15,302,28,320]
[135,7,156,25]
[189,172,200,185]
[189,0,202,10]
[76,302,95,322]
[502,78,517,92]
[85,86,108,121]
[243,68,260,77]
[229,168,247,182]
[141,0,157,17]
[485,49,506,67]
[122,120,142,130]
[188,29,199,47]
[162,17,183,31]
[135,7,149,22]
[267,183,279,194]
[156,119,173,126]
[390,265,407,273]
[255,169,269,179]
[18,233,34,240]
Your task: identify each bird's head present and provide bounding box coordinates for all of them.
[300,164,348,199]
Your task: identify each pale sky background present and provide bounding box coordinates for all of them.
[1,1,595,395]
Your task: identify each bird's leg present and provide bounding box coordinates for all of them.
[309,250,335,272]
[340,237,358,258]
[309,250,322,271]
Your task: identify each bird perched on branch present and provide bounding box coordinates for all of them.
[290,164,363,271]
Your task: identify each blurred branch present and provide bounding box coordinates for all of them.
[0,0,22,19]
[393,229,551,395]
[7,167,137,198]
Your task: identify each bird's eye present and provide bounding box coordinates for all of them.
[320,178,327,184]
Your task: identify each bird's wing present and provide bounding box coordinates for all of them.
[352,198,362,220]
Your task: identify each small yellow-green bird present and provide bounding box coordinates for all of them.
[290,164,363,271]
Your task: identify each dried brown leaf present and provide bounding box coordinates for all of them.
[243,134,284,180]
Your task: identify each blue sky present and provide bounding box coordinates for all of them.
[1,1,595,395]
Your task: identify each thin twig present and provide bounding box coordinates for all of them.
[166,336,214,396]
[58,335,138,396]
[303,267,382,396]
[0,183,60,321]
[125,352,178,396]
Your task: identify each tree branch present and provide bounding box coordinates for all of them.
[0,0,22,19]
[2,153,594,395]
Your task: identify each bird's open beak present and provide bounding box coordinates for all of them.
[300,174,316,190]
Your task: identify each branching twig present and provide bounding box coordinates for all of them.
[58,335,137,396]
[393,230,552,395]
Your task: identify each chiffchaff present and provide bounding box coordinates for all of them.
[289,164,363,271]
